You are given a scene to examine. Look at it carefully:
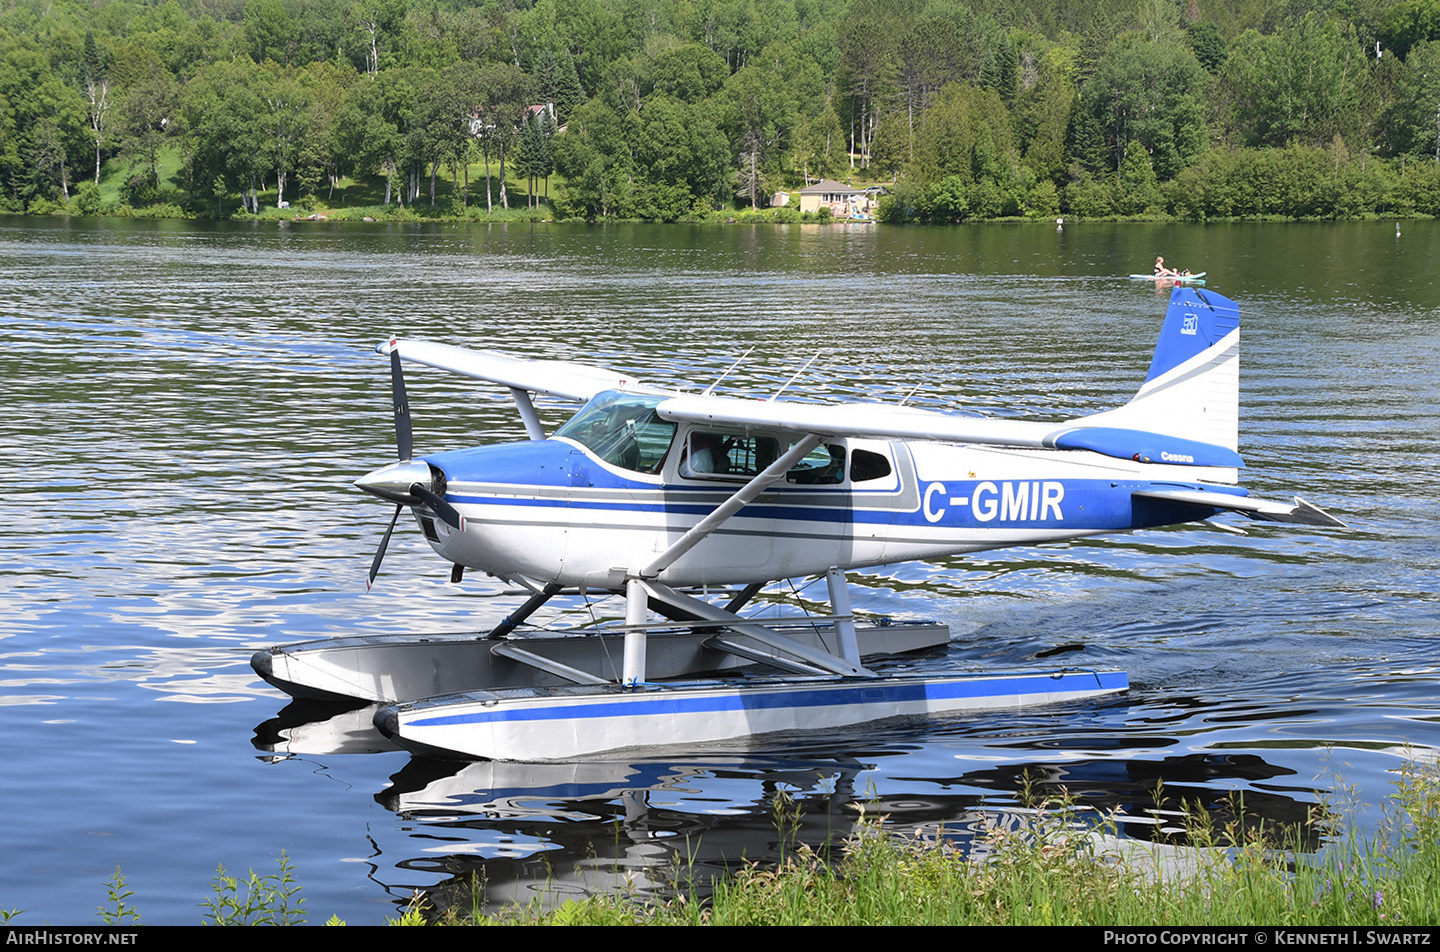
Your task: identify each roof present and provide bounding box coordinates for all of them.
[798,179,862,196]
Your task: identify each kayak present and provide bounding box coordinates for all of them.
[1130,271,1206,284]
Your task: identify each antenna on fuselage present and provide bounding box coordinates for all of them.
[702,346,756,396]
[770,352,824,401]
[898,382,923,406]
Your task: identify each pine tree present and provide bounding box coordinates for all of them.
[554,54,585,126]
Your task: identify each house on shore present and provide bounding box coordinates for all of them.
[798,180,868,217]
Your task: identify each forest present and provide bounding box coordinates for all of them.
[5,0,1440,222]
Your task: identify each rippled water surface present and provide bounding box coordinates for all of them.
[1,217,1436,923]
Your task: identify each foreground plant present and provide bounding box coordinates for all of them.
[472,759,1440,926]
[59,758,1440,925]
[200,851,305,926]
[98,867,140,925]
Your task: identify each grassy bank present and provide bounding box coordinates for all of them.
[25,146,1436,226]
[27,758,1433,926]
[459,760,1440,926]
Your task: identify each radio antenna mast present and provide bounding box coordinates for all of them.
[770,352,824,401]
[702,346,756,396]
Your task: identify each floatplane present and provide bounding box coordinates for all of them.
[252,286,1343,762]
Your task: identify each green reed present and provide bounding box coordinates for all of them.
[484,757,1440,926]
[11,758,1437,926]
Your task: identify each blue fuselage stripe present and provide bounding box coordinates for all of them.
[444,478,1220,531]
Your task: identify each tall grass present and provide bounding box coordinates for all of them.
[478,758,1440,926]
[14,759,1437,925]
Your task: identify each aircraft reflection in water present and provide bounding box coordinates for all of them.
[252,286,1343,762]
[251,700,1330,917]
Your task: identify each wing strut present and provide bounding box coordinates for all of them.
[509,387,545,440]
[621,434,869,685]
[636,434,823,579]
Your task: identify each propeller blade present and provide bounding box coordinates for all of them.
[367,503,403,590]
[390,347,413,461]
[410,482,464,531]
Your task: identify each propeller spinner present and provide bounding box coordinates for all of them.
[357,343,465,588]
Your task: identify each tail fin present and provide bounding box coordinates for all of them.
[1081,287,1241,454]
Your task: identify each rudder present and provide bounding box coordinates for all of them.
[1079,287,1241,454]
[1142,287,1240,387]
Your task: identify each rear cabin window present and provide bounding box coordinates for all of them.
[849,448,892,482]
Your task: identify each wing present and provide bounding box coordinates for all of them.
[381,338,659,401]
[655,394,1245,469]
[655,394,1344,527]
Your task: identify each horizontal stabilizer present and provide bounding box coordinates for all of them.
[379,338,658,401]
[1134,489,1346,527]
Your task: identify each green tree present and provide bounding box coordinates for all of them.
[1117,139,1163,213]
[514,107,555,207]
[244,0,294,66]
[649,42,729,104]
[0,38,88,203]
[426,60,484,207]
[836,0,904,170]
[79,29,113,186]
[114,48,182,199]
[1186,21,1227,74]
[893,5,969,141]
[552,50,586,123]
[1380,0,1440,60]
[25,78,89,201]
[795,103,847,183]
[1378,40,1440,158]
[912,82,1014,183]
[472,62,534,210]
[1221,15,1366,149]
[552,97,630,217]
[185,57,269,212]
[1071,37,1206,179]
[722,43,819,208]
[632,94,728,217]
[339,67,411,205]
[295,61,359,201]
[347,0,410,77]
[1013,41,1077,184]
[259,63,307,207]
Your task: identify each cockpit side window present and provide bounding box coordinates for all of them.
[554,391,676,473]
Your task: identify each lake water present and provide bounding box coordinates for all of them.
[1,216,1436,924]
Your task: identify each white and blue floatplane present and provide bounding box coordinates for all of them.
[252,286,1343,762]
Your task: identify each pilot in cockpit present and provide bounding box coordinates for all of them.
[683,431,726,477]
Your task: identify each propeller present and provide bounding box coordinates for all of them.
[390,346,412,463]
[357,339,465,589]
[367,346,410,590]
[368,502,402,590]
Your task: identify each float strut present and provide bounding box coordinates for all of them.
[485,581,563,640]
[624,577,648,685]
[826,567,861,666]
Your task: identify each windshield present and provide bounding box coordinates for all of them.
[553,390,676,473]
